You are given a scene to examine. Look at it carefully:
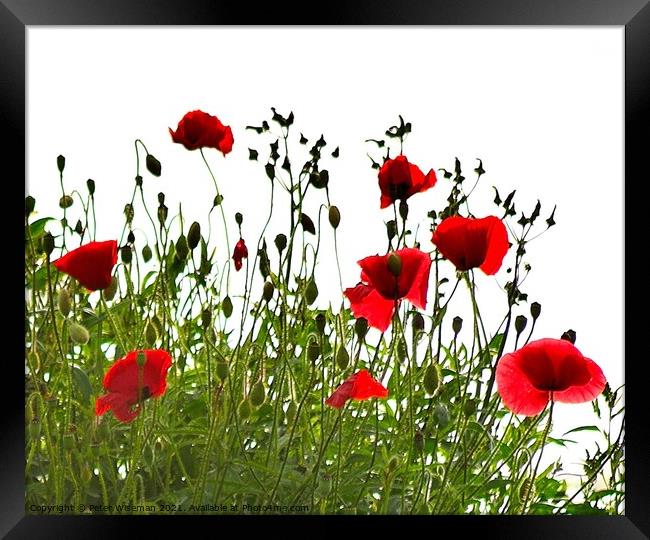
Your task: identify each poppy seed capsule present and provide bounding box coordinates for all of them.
[307,338,321,363]
[187,222,201,250]
[262,281,275,302]
[238,399,252,420]
[423,364,440,395]
[86,178,95,195]
[157,192,165,205]
[42,232,55,256]
[216,361,229,381]
[530,301,541,320]
[274,233,287,253]
[57,289,71,317]
[336,345,350,370]
[145,154,161,177]
[141,245,153,263]
[59,195,73,209]
[222,296,233,318]
[68,321,89,345]
[463,398,477,416]
[387,253,402,276]
[328,206,341,229]
[157,204,168,225]
[235,212,243,226]
[515,315,528,335]
[305,279,318,305]
[57,155,65,173]
[250,380,266,407]
[561,329,577,344]
[25,195,36,216]
[452,316,463,335]
[354,318,368,341]
[103,277,118,301]
[120,245,132,265]
[315,313,326,334]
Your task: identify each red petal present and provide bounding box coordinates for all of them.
[553,357,607,404]
[478,216,509,275]
[398,248,432,310]
[325,380,355,408]
[218,125,234,155]
[95,392,140,423]
[496,350,550,416]
[344,284,395,332]
[350,369,389,400]
[53,240,117,291]
[406,163,437,198]
[359,254,399,299]
[103,349,172,398]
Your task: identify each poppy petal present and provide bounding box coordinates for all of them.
[344,284,395,332]
[53,240,118,291]
[496,350,550,416]
[358,254,398,299]
[399,247,432,310]
[325,380,355,408]
[479,216,509,275]
[350,369,389,400]
[553,358,607,404]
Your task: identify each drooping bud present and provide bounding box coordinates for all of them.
[336,345,350,370]
[57,289,71,317]
[305,278,318,305]
[354,318,368,341]
[145,154,161,177]
[262,281,274,302]
[216,361,229,381]
[452,316,463,335]
[157,204,168,224]
[397,338,407,362]
[387,456,400,472]
[59,195,73,209]
[120,245,132,265]
[235,212,243,226]
[103,277,118,301]
[463,398,477,416]
[315,313,326,334]
[201,308,212,328]
[127,230,135,244]
[386,220,397,241]
[515,315,528,335]
[274,233,287,254]
[74,220,83,235]
[141,245,153,263]
[423,364,440,395]
[412,312,425,333]
[187,222,201,250]
[222,296,233,318]
[387,252,402,277]
[250,380,266,407]
[25,196,36,216]
[238,399,252,420]
[530,301,541,320]
[68,321,90,345]
[145,321,158,346]
[42,232,55,256]
[175,235,189,261]
[307,338,321,363]
[434,403,450,427]
[414,430,424,453]
[328,205,341,229]
[286,401,298,425]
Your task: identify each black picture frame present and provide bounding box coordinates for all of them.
[7,1,648,538]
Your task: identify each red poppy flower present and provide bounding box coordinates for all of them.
[232,238,248,271]
[344,247,431,332]
[325,369,389,409]
[53,240,118,291]
[378,155,437,209]
[496,338,606,416]
[431,215,509,275]
[169,110,234,155]
[95,349,173,423]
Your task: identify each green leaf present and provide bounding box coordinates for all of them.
[562,425,600,436]
[71,366,93,403]
[29,217,54,239]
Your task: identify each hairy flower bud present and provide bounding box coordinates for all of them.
[68,321,89,345]
[530,301,541,320]
[423,364,440,395]
[328,205,341,229]
[336,345,350,370]
[57,289,71,317]
[187,222,201,250]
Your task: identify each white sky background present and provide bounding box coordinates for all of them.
[27,27,624,486]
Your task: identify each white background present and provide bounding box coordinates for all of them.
[27,27,624,482]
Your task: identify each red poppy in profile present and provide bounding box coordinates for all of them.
[232,238,248,271]
[344,247,431,332]
[53,240,118,291]
[169,110,234,155]
[95,349,173,423]
[431,215,509,275]
[496,338,606,416]
[378,155,437,209]
[325,369,389,409]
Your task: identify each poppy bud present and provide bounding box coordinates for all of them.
[238,399,252,420]
[387,253,402,277]
[423,364,440,395]
[188,222,201,250]
[25,195,36,216]
[336,345,350,370]
[57,155,65,173]
[124,203,134,223]
[158,192,165,205]
[530,301,541,320]
[235,212,243,226]
[286,401,298,425]
[28,418,41,440]
[141,245,153,263]
[434,403,450,427]
[515,315,528,335]
[146,154,161,177]
[74,220,83,235]
[135,175,143,187]
[145,321,157,346]
[250,380,266,407]
[57,289,71,317]
[399,200,409,221]
[414,430,424,453]
[397,338,407,362]
[561,329,576,344]
[222,296,233,318]
[103,277,118,301]
[86,178,95,195]
[305,279,318,305]
[201,308,212,328]
[412,312,425,333]
[263,281,275,302]
[307,338,321,363]
[328,206,341,229]
[354,318,368,341]
[213,194,224,207]
[157,204,168,224]
[68,321,90,345]
[275,233,287,253]
[463,398,477,416]
[120,245,132,265]
[136,351,147,367]
[386,220,397,241]
[452,316,463,335]
[175,235,189,261]
[42,232,55,256]
[127,231,135,244]
[315,313,326,334]
[59,195,73,209]
[309,170,329,189]
[216,361,229,381]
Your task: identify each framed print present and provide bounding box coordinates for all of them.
[7,0,649,538]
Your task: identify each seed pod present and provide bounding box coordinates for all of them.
[250,380,266,407]
[57,155,66,173]
[354,318,368,341]
[307,338,321,363]
[305,278,318,305]
[274,233,287,253]
[103,277,118,301]
[530,301,541,320]
[238,399,252,420]
[201,308,212,328]
[145,321,158,346]
[452,316,463,335]
[315,313,326,334]
[42,232,55,256]
[515,315,528,335]
[399,200,409,221]
[146,154,161,177]
[187,222,201,250]
[68,321,90,345]
[463,398,477,416]
[141,245,153,263]
[387,253,402,276]
[216,361,229,381]
[434,403,450,427]
[328,205,341,229]
[58,195,73,209]
[157,204,168,224]
[235,212,243,226]
[86,179,95,195]
[336,345,350,370]
[127,231,135,244]
[158,192,165,205]
[414,430,424,453]
[412,312,425,333]
[286,401,298,425]
[175,235,189,261]
[120,245,132,265]
[423,364,440,395]
[222,296,233,318]
[57,289,71,317]
[25,195,36,216]
[262,281,274,302]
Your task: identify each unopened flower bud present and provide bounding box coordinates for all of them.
[216,361,229,381]
[434,403,450,427]
[386,220,397,241]
[286,401,298,425]
[561,329,576,344]
[412,312,425,333]
[315,313,326,334]
[414,430,424,453]
[515,315,528,335]
[103,277,118,301]
[387,456,400,472]
[399,200,409,221]
[141,245,153,263]
[222,296,233,318]
[307,338,321,363]
[175,235,189,261]
[25,195,36,216]
[68,321,89,345]
[57,289,71,317]
[74,220,83,235]
[355,318,368,341]
[463,398,477,416]
[387,253,402,276]
[250,380,266,407]
[42,232,55,256]
[146,154,161,177]
[59,195,73,209]
[145,321,157,346]
[397,338,407,362]
[452,316,463,335]
[423,364,440,395]
[235,212,243,226]
[530,302,541,320]
[86,178,95,195]
[238,398,252,420]
[263,281,274,302]
[328,205,341,229]
[157,204,168,224]
[275,233,287,253]
[305,279,318,305]
[127,231,135,244]
[187,222,201,250]
[201,308,212,328]
[336,345,350,370]
[120,245,132,265]
[57,155,65,173]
